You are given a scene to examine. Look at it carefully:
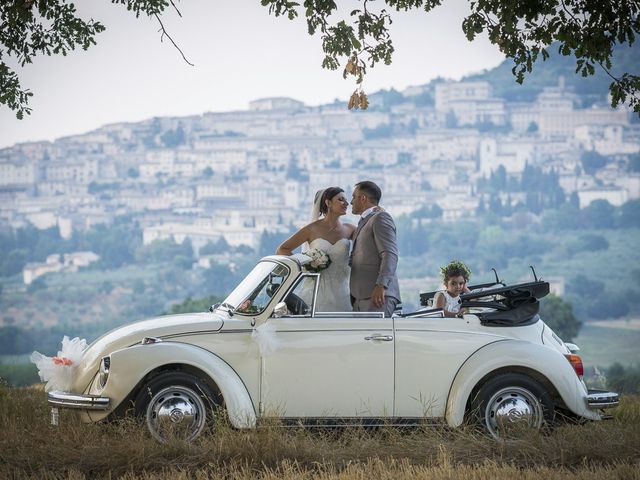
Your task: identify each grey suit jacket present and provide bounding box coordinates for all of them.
[349,211,401,302]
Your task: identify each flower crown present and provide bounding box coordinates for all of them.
[440,260,471,281]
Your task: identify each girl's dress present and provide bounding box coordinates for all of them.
[434,290,461,313]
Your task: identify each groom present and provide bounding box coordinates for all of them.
[349,181,401,317]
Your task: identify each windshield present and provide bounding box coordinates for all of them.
[222,261,289,315]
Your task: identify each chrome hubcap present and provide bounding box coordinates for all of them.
[146,385,207,442]
[484,386,544,439]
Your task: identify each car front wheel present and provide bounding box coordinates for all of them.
[471,372,555,440]
[134,371,218,443]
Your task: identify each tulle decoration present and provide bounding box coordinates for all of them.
[251,322,279,357]
[302,188,325,253]
[30,336,88,392]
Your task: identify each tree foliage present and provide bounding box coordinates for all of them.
[539,294,581,341]
[0,0,182,118]
[262,0,640,112]
[160,124,186,147]
[0,219,144,277]
[581,150,609,175]
[166,294,223,314]
[607,362,640,394]
[0,0,105,118]
[567,233,609,255]
[2,1,639,117]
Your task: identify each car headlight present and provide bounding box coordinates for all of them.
[98,356,110,388]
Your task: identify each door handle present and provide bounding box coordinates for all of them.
[364,334,393,342]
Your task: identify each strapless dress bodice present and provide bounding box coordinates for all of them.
[308,237,350,265]
[306,237,351,311]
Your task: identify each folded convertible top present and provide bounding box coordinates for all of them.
[463,280,549,326]
[418,278,550,326]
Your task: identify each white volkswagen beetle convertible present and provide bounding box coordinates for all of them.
[46,255,619,442]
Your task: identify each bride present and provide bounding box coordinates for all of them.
[276,187,354,311]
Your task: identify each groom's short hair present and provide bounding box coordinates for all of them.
[355,181,382,205]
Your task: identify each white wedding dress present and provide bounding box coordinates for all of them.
[307,237,352,312]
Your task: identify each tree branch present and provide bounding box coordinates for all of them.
[169,0,182,18]
[154,12,193,66]
[596,59,640,106]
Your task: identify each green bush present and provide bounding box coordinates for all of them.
[166,294,224,314]
[0,364,39,387]
[587,293,630,319]
[567,233,609,254]
[539,294,582,341]
[607,363,640,394]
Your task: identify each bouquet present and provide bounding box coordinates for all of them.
[304,248,332,273]
[30,336,87,392]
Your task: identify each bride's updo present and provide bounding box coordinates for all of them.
[319,187,344,215]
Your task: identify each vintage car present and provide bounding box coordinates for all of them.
[46,255,619,442]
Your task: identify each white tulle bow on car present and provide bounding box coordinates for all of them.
[30,336,87,391]
[251,321,279,357]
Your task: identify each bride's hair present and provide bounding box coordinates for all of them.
[319,187,344,215]
[310,186,343,221]
[305,187,344,253]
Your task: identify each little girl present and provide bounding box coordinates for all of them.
[434,260,471,318]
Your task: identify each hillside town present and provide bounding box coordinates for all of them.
[1,77,638,266]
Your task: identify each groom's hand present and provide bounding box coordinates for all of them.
[372,285,386,308]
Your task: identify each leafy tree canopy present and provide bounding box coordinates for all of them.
[262,0,640,112]
[166,294,224,315]
[607,363,640,394]
[1,0,639,118]
[539,294,582,341]
[1,0,184,119]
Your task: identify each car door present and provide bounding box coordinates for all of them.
[393,315,504,418]
[260,274,394,419]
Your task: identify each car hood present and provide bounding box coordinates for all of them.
[73,312,224,393]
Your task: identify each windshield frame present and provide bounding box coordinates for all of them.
[221,260,291,316]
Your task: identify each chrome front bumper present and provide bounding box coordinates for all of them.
[48,390,111,410]
[586,389,619,409]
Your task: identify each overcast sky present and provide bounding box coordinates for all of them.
[0,0,505,149]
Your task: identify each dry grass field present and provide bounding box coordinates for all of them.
[1,385,639,480]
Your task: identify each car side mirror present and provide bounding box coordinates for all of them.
[272,301,288,318]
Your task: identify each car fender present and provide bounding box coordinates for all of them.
[87,341,256,429]
[445,339,599,427]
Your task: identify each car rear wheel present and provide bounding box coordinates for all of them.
[471,372,555,440]
[134,371,218,443]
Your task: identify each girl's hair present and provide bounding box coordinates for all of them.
[440,260,471,282]
[320,187,344,215]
